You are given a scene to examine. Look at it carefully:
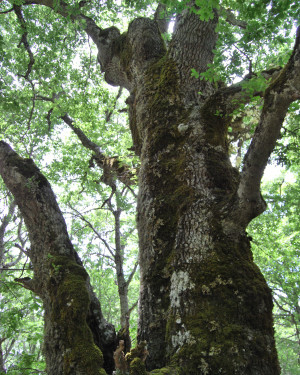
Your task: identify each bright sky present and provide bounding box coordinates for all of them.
[263,163,296,183]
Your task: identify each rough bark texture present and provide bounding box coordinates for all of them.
[2,1,300,374]
[0,141,116,375]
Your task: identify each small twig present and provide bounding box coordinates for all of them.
[14,242,28,255]
[100,188,116,209]
[128,300,138,315]
[68,204,116,258]
[0,268,33,271]
[126,261,138,287]
[105,87,123,123]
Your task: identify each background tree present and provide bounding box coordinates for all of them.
[0,1,299,375]
[250,174,300,375]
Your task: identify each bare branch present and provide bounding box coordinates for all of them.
[61,113,136,187]
[128,300,138,315]
[0,7,14,14]
[126,261,138,288]
[220,7,247,29]
[35,89,136,187]
[68,204,116,258]
[4,247,24,268]
[0,199,16,264]
[13,5,35,80]
[105,87,123,123]
[0,200,16,242]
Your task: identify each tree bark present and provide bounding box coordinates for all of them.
[0,339,6,374]
[113,207,131,354]
[0,141,116,375]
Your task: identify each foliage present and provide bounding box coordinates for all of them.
[249,173,300,374]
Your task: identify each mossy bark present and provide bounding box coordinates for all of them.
[135,61,280,372]
[0,142,116,375]
[123,16,280,373]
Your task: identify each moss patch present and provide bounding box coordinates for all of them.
[129,358,148,375]
[48,255,106,375]
[150,367,180,375]
[165,236,279,374]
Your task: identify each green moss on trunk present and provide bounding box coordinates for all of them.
[48,255,107,375]
[165,236,280,374]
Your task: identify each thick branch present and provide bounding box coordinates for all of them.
[169,2,219,103]
[154,3,169,35]
[0,141,116,373]
[235,28,300,227]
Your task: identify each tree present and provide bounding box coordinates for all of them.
[0,0,299,374]
[250,174,300,375]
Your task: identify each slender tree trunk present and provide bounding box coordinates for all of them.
[113,208,131,354]
[0,142,116,375]
[0,339,6,374]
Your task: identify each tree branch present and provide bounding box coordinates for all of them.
[35,89,136,187]
[235,27,300,226]
[68,204,116,258]
[61,113,136,187]
[220,7,247,29]
[0,200,16,264]
[0,7,14,14]
[126,261,138,288]
[105,87,123,123]
[154,3,169,35]
[13,5,35,80]
[128,300,138,315]
[0,141,117,372]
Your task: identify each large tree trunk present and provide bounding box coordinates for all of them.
[135,65,279,374]
[0,142,116,375]
[120,13,278,375]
